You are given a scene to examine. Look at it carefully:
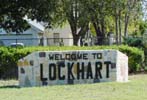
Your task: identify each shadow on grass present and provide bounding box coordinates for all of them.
[0,85,20,89]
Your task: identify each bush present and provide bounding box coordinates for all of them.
[123,37,144,48]
[117,45,144,72]
[0,45,144,79]
[0,47,17,79]
[123,37,146,71]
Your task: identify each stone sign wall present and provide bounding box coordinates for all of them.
[18,50,128,87]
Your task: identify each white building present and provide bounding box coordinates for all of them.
[0,19,45,46]
[45,24,73,46]
[0,21,73,46]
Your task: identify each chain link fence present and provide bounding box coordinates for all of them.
[0,36,116,47]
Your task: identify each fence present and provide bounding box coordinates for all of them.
[0,37,115,47]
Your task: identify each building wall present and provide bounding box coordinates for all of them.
[45,25,73,46]
[0,28,41,46]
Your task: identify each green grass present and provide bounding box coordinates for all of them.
[0,74,147,100]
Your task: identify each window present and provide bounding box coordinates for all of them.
[53,33,60,43]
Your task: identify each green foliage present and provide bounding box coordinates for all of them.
[0,0,56,32]
[0,0,144,46]
[123,37,144,48]
[117,45,144,72]
[0,45,144,79]
[139,21,147,35]
[123,36,147,72]
[0,47,17,79]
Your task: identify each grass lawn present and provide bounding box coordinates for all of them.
[0,74,147,100]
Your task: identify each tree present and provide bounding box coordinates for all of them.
[111,0,126,44]
[124,0,142,37]
[59,0,144,45]
[87,0,111,45]
[110,0,143,44]
[60,0,89,45]
[0,0,57,32]
[0,0,145,46]
[0,0,28,32]
[60,0,112,45]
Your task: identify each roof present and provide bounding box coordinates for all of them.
[25,18,45,32]
[0,18,45,34]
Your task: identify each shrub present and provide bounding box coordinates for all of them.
[123,37,144,48]
[0,47,17,79]
[0,45,144,79]
[117,45,144,72]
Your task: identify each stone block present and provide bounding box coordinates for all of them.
[18,50,128,87]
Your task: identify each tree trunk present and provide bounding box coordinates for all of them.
[118,10,122,44]
[115,15,119,45]
[70,21,88,46]
[100,18,105,45]
[69,22,78,46]
[124,13,129,38]
[72,34,80,45]
[92,19,106,45]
